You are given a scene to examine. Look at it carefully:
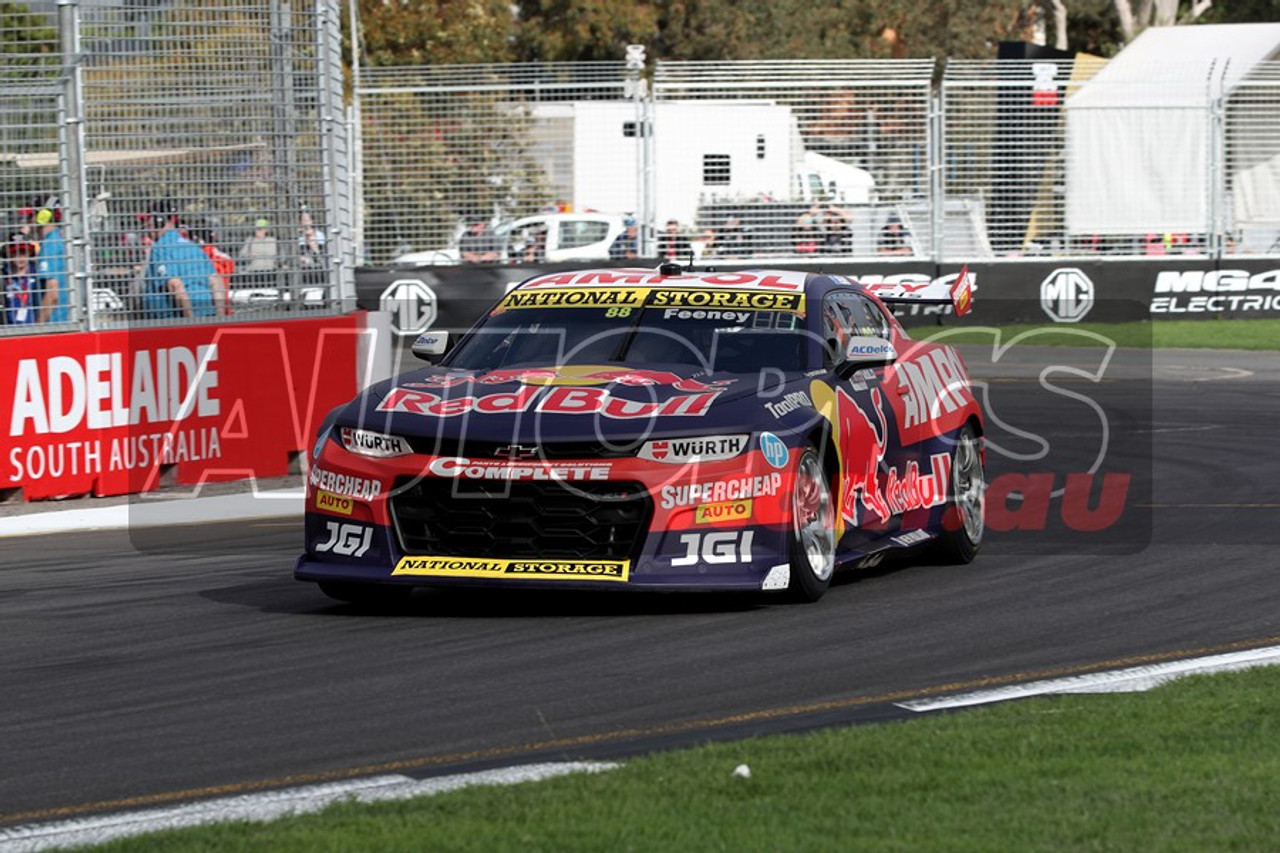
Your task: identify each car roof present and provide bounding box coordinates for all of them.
[512,267,840,295]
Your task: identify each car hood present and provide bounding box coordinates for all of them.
[335,363,811,445]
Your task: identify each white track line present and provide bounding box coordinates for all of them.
[0,762,618,852]
[0,489,303,538]
[897,645,1280,713]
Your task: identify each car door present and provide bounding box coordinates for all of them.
[815,290,914,535]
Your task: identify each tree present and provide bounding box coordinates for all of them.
[513,0,660,62]
[356,0,516,66]
[1111,0,1214,43]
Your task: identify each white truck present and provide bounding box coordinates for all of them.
[530,100,875,227]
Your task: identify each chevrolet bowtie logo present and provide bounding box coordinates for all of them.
[494,444,539,460]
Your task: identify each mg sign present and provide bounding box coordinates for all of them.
[1040,268,1095,323]
[379,279,439,336]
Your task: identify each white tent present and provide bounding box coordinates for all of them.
[1065,24,1280,236]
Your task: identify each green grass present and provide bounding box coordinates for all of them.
[94,665,1280,852]
[906,317,1280,350]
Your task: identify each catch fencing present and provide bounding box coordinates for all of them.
[357,52,1280,267]
[0,0,355,338]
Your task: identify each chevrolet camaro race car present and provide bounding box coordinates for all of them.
[296,265,984,604]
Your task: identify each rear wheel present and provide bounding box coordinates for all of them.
[932,425,985,564]
[786,447,837,602]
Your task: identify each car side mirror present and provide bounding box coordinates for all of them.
[837,335,896,377]
[411,330,450,362]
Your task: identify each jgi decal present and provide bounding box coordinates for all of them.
[671,530,755,567]
[314,521,373,557]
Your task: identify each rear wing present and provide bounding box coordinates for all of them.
[859,266,974,318]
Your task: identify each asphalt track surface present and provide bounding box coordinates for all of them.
[3,345,1279,826]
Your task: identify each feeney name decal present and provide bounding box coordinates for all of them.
[393,556,629,582]
[378,386,722,419]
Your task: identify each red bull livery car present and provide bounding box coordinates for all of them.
[297,266,984,604]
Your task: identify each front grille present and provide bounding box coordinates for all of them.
[404,436,637,460]
[390,477,652,561]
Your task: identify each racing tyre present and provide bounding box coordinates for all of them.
[786,447,837,602]
[932,425,985,564]
[318,581,412,607]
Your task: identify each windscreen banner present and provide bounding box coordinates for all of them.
[2,316,365,501]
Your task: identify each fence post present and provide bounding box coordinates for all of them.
[1207,58,1227,260]
[626,44,652,258]
[58,0,92,331]
[930,62,945,264]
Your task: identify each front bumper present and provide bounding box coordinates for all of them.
[295,437,797,592]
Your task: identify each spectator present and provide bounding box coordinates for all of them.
[518,225,547,262]
[239,217,278,274]
[793,205,822,254]
[458,220,500,263]
[298,209,327,266]
[819,205,853,255]
[707,215,750,260]
[657,219,690,261]
[142,201,221,320]
[33,200,70,324]
[3,233,37,326]
[188,222,234,316]
[877,214,912,256]
[609,215,640,260]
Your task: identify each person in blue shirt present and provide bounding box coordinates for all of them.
[34,204,71,324]
[142,202,223,319]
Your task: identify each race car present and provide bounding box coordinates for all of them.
[296,265,984,604]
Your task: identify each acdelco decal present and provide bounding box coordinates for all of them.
[393,556,629,582]
[694,499,753,524]
[427,457,613,481]
[308,467,381,500]
[659,472,783,509]
[314,489,354,515]
[378,386,722,419]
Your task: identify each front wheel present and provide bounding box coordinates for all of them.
[786,447,837,602]
[931,424,985,564]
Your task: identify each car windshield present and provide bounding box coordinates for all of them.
[447,305,811,374]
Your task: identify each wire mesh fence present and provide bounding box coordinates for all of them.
[1,0,352,337]
[360,52,1280,268]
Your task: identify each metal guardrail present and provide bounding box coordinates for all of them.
[1,0,354,338]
